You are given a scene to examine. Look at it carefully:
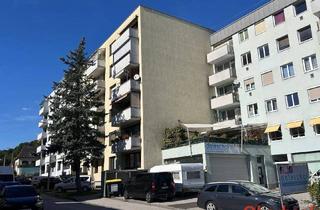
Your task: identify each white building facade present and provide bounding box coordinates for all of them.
[208,0,320,172]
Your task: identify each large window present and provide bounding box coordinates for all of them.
[244,78,255,91]
[218,109,235,122]
[308,86,320,103]
[261,71,274,86]
[298,25,312,42]
[265,98,278,113]
[290,124,305,138]
[258,44,270,59]
[303,54,318,72]
[286,92,300,108]
[274,10,285,25]
[241,52,252,66]
[294,0,307,15]
[215,60,235,73]
[277,35,290,51]
[217,84,233,96]
[281,63,295,79]
[239,29,249,42]
[248,103,258,117]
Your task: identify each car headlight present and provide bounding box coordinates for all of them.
[267,198,280,204]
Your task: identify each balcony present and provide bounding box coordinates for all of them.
[111,80,140,102]
[36,145,46,153]
[211,93,239,110]
[207,43,234,64]
[209,68,236,86]
[94,80,105,95]
[35,159,45,166]
[113,38,139,64]
[37,132,47,140]
[111,28,138,54]
[38,119,48,128]
[312,0,320,17]
[111,50,139,79]
[85,49,105,78]
[111,136,141,153]
[213,118,241,130]
[112,107,140,126]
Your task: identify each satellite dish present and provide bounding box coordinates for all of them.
[133,74,140,81]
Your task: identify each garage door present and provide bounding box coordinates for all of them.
[206,154,250,182]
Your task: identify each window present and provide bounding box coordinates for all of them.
[239,29,249,42]
[248,103,258,117]
[298,25,312,42]
[303,54,318,72]
[241,52,252,66]
[294,0,307,15]
[258,44,270,59]
[232,185,248,194]
[269,128,283,141]
[308,86,320,103]
[286,92,300,108]
[187,171,201,180]
[255,21,266,35]
[215,60,235,73]
[314,124,320,135]
[272,154,288,162]
[261,71,274,86]
[217,185,229,193]
[281,63,295,79]
[217,84,233,96]
[218,109,235,122]
[244,78,255,91]
[205,185,217,192]
[265,98,278,112]
[277,35,290,51]
[274,10,285,25]
[290,124,305,138]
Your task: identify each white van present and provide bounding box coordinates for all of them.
[150,163,205,193]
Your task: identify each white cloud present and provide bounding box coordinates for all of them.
[14,115,38,122]
[21,107,30,111]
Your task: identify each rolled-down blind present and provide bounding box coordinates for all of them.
[261,71,274,86]
[308,86,320,101]
[244,78,254,86]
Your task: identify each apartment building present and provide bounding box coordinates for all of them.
[100,6,213,171]
[207,0,320,173]
[36,50,106,187]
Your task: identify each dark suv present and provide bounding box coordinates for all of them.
[123,172,175,203]
[197,181,299,210]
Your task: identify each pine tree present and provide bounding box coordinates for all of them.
[47,38,105,192]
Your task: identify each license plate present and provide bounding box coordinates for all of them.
[161,186,169,189]
[111,184,118,192]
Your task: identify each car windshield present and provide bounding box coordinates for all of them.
[5,186,37,198]
[240,182,270,194]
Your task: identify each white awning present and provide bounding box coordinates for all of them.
[181,123,215,129]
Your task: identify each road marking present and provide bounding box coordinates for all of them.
[54,201,82,204]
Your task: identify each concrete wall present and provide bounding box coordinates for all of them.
[139,7,213,169]
[232,0,320,158]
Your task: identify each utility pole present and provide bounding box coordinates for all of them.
[11,153,15,181]
[3,155,6,166]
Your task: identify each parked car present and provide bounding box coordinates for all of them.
[123,172,175,203]
[150,163,205,193]
[37,177,61,190]
[54,176,92,192]
[0,185,43,210]
[197,181,299,210]
[0,181,20,191]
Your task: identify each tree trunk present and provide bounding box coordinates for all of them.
[74,159,81,193]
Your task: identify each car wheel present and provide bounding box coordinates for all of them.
[56,187,64,193]
[82,186,90,192]
[258,203,272,210]
[206,201,217,210]
[123,189,129,200]
[146,192,153,203]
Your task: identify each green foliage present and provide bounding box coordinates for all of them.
[0,140,38,165]
[47,38,105,191]
[308,181,320,205]
[162,126,188,148]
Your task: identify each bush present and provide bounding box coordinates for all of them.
[308,181,320,205]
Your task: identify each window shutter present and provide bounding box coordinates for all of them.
[255,21,266,35]
[308,86,320,101]
[244,78,254,86]
[261,71,274,86]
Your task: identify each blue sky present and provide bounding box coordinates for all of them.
[0,0,269,150]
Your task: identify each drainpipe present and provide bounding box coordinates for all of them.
[187,127,192,157]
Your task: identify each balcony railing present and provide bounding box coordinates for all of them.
[112,107,140,126]
[111,50,139,79]
[111,80,140,102]
[209,68,236,86]
[312,0,320,17]
[37,132,47,140]
[213,117,241,130]
[211,93,239,110]
[36,145,46,153]
[111,28,138,54]
[111,136,141,153]
[94,80,105,95]
[38,119,48,128]
[35,159,45,166]
[207,42,234,64]
[85,49,105,78]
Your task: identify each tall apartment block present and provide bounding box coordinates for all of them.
[99,6,213,171]
[207,0,320,172]
[36,50,106,188]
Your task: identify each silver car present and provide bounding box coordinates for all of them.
[54,176,92,192]
[197,181,299,210]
